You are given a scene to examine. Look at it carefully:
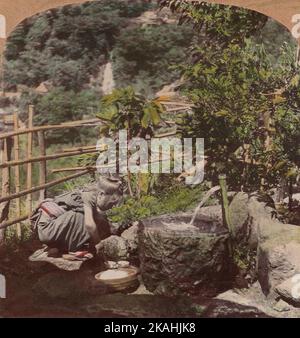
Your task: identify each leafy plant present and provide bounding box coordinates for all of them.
[97,86,165,196]
[107,184,208,225]
[99,86,163,137]
[160,0,300,192]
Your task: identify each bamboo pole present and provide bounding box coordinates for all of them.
[63,145,96,153]
[0,169,91,204]
[264,110,272,151]
[0,215,29,230]
[51,166,98,173]
[0,54,4,96]
[0,137,12,244]
[0,140,7,245]
[163,120,176,125]
[296,44,300,68]
[154,130,177,138]
[218,174,232,233]
[26,105,34,219]
[160,101,194,107]
[0,116,176,141]
[288,179,293,212]
[13,111,22,239]
[260,109,273,190]
[165,107,192,112]
[51,155,184,174]
[219,174,233,256]
[0,148,99,169]
[51,164,120,173]
[0,168,93,230]
[63,144,109,153]
[38,131,46,202]
[0,118,104,141]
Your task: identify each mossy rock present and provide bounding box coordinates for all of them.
[139,213,230,296]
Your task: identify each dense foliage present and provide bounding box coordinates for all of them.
[160,0,300,191]
[113,24,194,96]
[98,86,163,137]
[4,0,300,197]
[4,0,152,90]
[3,0,195,143]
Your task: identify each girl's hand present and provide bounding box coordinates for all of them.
[81,191,96,207]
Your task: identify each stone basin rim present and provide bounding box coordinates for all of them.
[140,213,228,236]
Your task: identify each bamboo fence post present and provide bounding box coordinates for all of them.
[296,44,300,68]
[218,174,233,256]
[13,111,22,239]
[26,105,34,218]
[0,137,12,245]
[288,179,293,212]
[260,109,273,191]
[0,140,7,246]
[218,175,231,231]
[38,131,46,202]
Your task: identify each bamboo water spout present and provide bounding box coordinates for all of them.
[190,185,221,225]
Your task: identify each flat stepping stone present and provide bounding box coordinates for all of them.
[29,248,83,271]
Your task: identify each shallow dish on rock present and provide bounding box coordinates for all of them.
[95,266,139,291]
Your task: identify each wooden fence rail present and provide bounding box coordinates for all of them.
[0,118,104,140]
[0,147,98,169]
[0,170,91,213]
[0,215,29,230]
[0,106,103,235]
[0,102,182,234]
[0,172,93,229]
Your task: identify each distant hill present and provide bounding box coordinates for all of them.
[3,0,194,96]
[2,1,294,143]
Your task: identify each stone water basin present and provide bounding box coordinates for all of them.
[139,212,231,297]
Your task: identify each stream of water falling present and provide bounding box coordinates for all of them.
[102,62,115,95]
[190,186,221,225]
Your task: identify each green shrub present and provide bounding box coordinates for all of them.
[107,184,210,224]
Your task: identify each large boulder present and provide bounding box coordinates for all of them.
[203,289,272,318]
[258,238,300,298]
[275,276,300,307]
[139,212,230,296]
[98,235,129,261]
[121,224,139,257]
[229,192,300,300]
[229,192,278,248]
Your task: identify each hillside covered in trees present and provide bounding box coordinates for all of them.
[2,1,296,134]
[2,0,194,130]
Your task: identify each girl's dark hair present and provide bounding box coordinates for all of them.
[98,178,123,195]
